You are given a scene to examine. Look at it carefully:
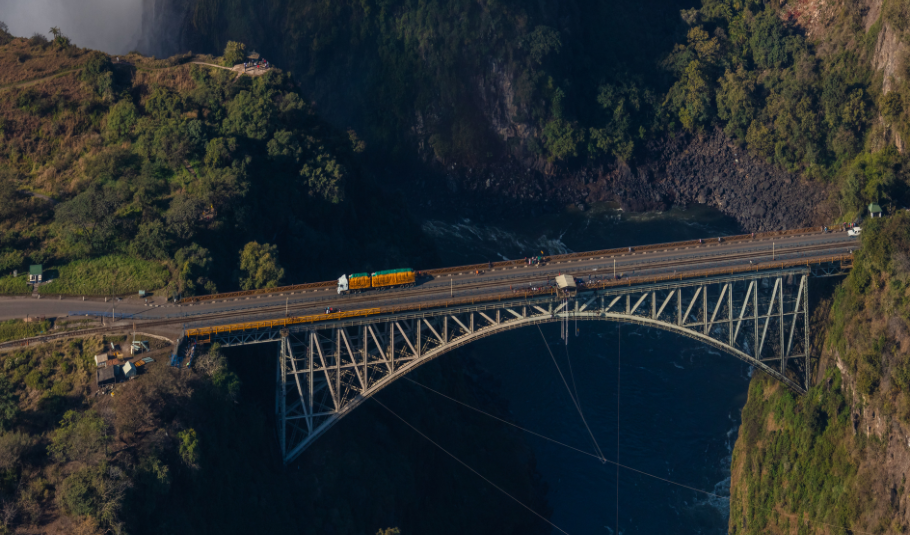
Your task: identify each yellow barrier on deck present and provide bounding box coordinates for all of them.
[186,308,381,338]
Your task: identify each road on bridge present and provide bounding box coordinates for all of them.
[0,228,857,338]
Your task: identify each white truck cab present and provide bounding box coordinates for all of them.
[337,274,349,294]
[848,227,862,237]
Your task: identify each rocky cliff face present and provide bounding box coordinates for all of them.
[424,128,833,233]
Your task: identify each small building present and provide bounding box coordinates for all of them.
[94,353,110,368]
[555,274,577,291]
[123,361,137,380]
[868,203,883,218]
[97,366,116,386]
[28,264,42,283]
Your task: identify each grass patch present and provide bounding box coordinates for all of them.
[38,255,170,295]
[0,274,30,294]
[0,319,51,342]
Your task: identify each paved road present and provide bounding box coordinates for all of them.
[0,229,858,329]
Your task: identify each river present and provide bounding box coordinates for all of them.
[417,203,752,534]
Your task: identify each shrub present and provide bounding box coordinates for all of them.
[47,410,109,463]
[222,41,246,67]
[105,100,139,141]
[238,242,284,290]
[178,429,199,467]
[59,467,101,517]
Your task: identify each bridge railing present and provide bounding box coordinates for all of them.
[185,254,852,339]
[179,225,846,304]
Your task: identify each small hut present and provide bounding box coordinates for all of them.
[555,274,577,291]
[123,361,137,380]
[868,203,883,218]
[97,366,116,386]
[94,353,110,368]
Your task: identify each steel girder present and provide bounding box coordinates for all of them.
[262,268,813,463]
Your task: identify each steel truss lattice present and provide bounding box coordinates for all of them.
[207,267,812,463]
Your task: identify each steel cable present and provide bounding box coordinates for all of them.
[535,323,606,462]
[371,396,571,535]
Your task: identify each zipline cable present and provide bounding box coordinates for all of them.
[536,323,606,462]
[564,336,581,411]
[403,375,881,535]
[616,322,621,535]
[403,377,602,460]
[371,396,572,535]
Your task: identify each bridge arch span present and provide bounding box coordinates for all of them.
[254,268,812,463]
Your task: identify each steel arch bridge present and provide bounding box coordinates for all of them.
[196,266,826,464]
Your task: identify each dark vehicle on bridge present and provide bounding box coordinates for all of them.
[337,268,417,295]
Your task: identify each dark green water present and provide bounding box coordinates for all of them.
[419,203,751,534]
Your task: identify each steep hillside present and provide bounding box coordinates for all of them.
[729,212,910,534]
[0,27,436,296]
[175,0,910,232]
[0,336,550,535]
[0,26,552,535]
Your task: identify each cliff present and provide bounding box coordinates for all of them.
[730,212,910,534]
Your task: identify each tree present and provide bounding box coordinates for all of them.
[79,52,113,99]
[130,220,172,260]
[588,82,643,161]
[175,243,215,296]
[105,100,138,141]
[178,429,199,468]
[165,194,205,240]
[49,26,71,48]
[223,90,274,140]
[223,41,246,67]
[238,242,284,290]
[0,168,21,221]
[524,26,561,63]
[55,184,124,254]
[0,431,30,470]
[542,117,583,161]
[47,410,109,463]
[0,20,12,46]
[716,67,757,140]
[0,377,19,430]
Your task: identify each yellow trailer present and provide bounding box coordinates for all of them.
[349,273,371,291]
[371,268,416,289]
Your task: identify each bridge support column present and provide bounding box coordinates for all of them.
[804,278,810,390]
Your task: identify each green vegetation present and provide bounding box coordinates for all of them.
[0,336,548,535]
[0,33,437,298]
[238,241,284,290]
[731,213,910,533]
[0,319,51,343]
[0,274,29,295]
[37,255,170,295]
[182,0,910,216]
[184,0,688,164]
[658,0,910,220]
[222,41,245,67]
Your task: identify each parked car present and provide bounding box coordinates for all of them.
[848,227,862,237]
